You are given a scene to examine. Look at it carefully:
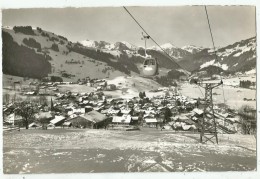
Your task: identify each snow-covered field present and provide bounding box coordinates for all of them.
[179,82,256,110]
[204,75,256,87]
[3,129,256,173]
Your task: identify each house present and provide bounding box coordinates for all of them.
[49,115,66,126]
[106,84,117,91]
[63,121,72,128]
[29,122,41,129]
[24,91,36,95]
[85,110,107,123]
[112,114,132,125]
[72,108,85,114]
[68,115,93,128]
[4,113,23,125]
[193,108,204,116]
[143,117,158,128]
[181,123,197,131]
[69,110,108,128]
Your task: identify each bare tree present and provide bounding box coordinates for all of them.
[4,93,10,105]
[15,102,37,129]
[238,105,256,135]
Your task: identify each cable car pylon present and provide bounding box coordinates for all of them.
[196,80,223,144]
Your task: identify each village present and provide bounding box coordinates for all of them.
[1,4,258,176]
[2,75,257,173]
[3,75,255,136]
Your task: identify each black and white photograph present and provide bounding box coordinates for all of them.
[1,1,258,178]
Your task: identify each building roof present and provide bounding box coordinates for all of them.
[144,118,157,123]
[29,122,40,128]
[50,116,66,124]
[112,115,131,123]
[193,108,204,115]
[63,121,72,126]
[5,113,22,123]
[80,110,107,123]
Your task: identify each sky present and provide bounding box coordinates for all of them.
[2,6,256,48]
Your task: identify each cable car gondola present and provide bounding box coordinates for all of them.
[141,32,159,77]
[142,56,158,76]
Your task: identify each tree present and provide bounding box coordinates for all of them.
[15,102,37,129]
[50,98,54,111]
[22,38,41,49]
[39,117,49,130]
[173,81,178,87]
[164,107,172,123]
[39,96,48,106]
[139,92,144,99]
[238,105,256,135]
[4,93,10,105]
[51,43,59,52]
[3,31,52,79]
[104,81,108,88]
[13,26,35,35]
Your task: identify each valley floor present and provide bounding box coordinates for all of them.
[3,128,256,173]
[179,82,256,110]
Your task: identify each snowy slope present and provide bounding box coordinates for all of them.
[80,40,98,48]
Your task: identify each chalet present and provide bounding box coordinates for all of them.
[49,115,66,126]
[181,123,197,131]
[29,122,41,129]
[24,91,36,95]
[179,75,188,81]
[143,117,158,128]
[69,110,108,129]
[120,109,131,115]
[63,121,72,128]
[112,114,132,125]
[68,115,94,128]
[4,113,23,125]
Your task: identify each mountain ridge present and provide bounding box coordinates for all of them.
[2,26,256,82]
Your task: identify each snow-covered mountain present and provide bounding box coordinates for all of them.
[179,37,256,73]
[80,40,99,48]
[148,43,192,60]
[181,45,204,54]
[80,40,137,51]
[79,36,256,74]
[215,37,256,58]
[2,25,255,81]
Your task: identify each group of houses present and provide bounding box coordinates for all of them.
[3,80,245,133]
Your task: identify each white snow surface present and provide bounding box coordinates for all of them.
[200,59,229,70]
[245,68,256,75]
[80,40,97,48]
[3,26,13,30]
[161,43,178,49]
[120,41,137,50]
[181,45,203,53]
[200,60,216,69]
[216,39,256,57]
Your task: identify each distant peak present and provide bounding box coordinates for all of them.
[161,43,178,49]
[2,26,13,30]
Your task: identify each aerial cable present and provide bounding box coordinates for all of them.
[197,85,205,98]
[123,6,186,71]
[204,6,226,105]
[204,6,219,71]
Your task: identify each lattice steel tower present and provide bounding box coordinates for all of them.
[198,81,222,144]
